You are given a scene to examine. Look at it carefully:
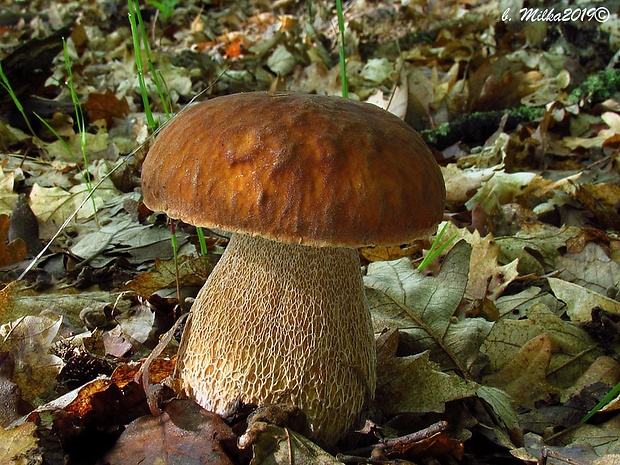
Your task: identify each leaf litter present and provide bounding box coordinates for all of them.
[0,0,619,464]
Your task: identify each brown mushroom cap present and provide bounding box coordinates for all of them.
[141,91,445,247]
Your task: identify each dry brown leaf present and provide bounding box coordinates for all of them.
[122,255,212,298]
[243,422,342,465]
[564,112,620,150]
[26,359,174,450]
[84,89,130,128]
[0,315,64,405]
[441,223,519,301]
[0,281,21,325]
[0,168,18,216]
[561,356,620,404]
[98,400,236,465]
[0,214,27,267]
[574,183,620,231]
[442,164,496,208]
[482,302,600,388]
[375,331,478,415]
[482,333,558,409]
[359,242,424,262]
[466,233,519,301]
[557,242,620,295]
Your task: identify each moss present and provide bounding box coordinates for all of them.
[421,107,544,148]
[569,69,620,104]
[422,69,620,149]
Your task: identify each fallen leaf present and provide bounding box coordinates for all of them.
[247,423,341,465]
[557,242,620,296]
[573,183,620,231]
[548,277,620,323]
[512,432,610,464]
[0,421,41,464]
[98,400,236,465]
[359,242,425,262]
[39,129,111,162]
[441,223,519,301]
[25,359,174,455]
[267,44,296,76]
[0,168,18,216]
[453,131,510,170]
[122,255,212,298]
[561,356,620,404]
[481,303,601,387]
[496,225,581,276]
[465,232,519,301]
[366,68,408,120]
[102,325,133,358]
[102,304,155,357]
[360,57,393,85]
[29,160,121,223]
[0,214,27,267]
[0,315,64,405]
[442,163,496,208]
[0,285,127,328]
[84,89,130,128]
[564,111,620,149]
[376,331,478,415]
[465,170,539,214]
[482,333,558,409]
[71,213,189,268]
[475,385,521,439]
[494,286,548,319]
[557,415,620,456]
[366,240,493,375]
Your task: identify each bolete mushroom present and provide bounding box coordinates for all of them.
[141,91,445,446]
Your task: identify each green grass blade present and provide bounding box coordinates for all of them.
[580,380,620,424]
[128,0,156,132]
[34,113,79,164]
[418,223,457,271]
[196,226,207,256]
[335,0,348,98]
[0,62,37,135]
[136,8,171,119]
[63,38,99,224]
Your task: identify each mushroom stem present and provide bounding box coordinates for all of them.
[174,232,376,446]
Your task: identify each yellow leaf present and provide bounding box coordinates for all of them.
[0,422,40,464]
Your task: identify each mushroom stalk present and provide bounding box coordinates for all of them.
[174,233,376,446]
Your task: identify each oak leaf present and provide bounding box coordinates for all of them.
[84,89,130,127]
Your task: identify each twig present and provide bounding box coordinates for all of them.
[338,420,449,462]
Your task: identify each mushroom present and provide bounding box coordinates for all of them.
[141,91,445,446]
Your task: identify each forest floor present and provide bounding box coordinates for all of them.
[0,0,619,464]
